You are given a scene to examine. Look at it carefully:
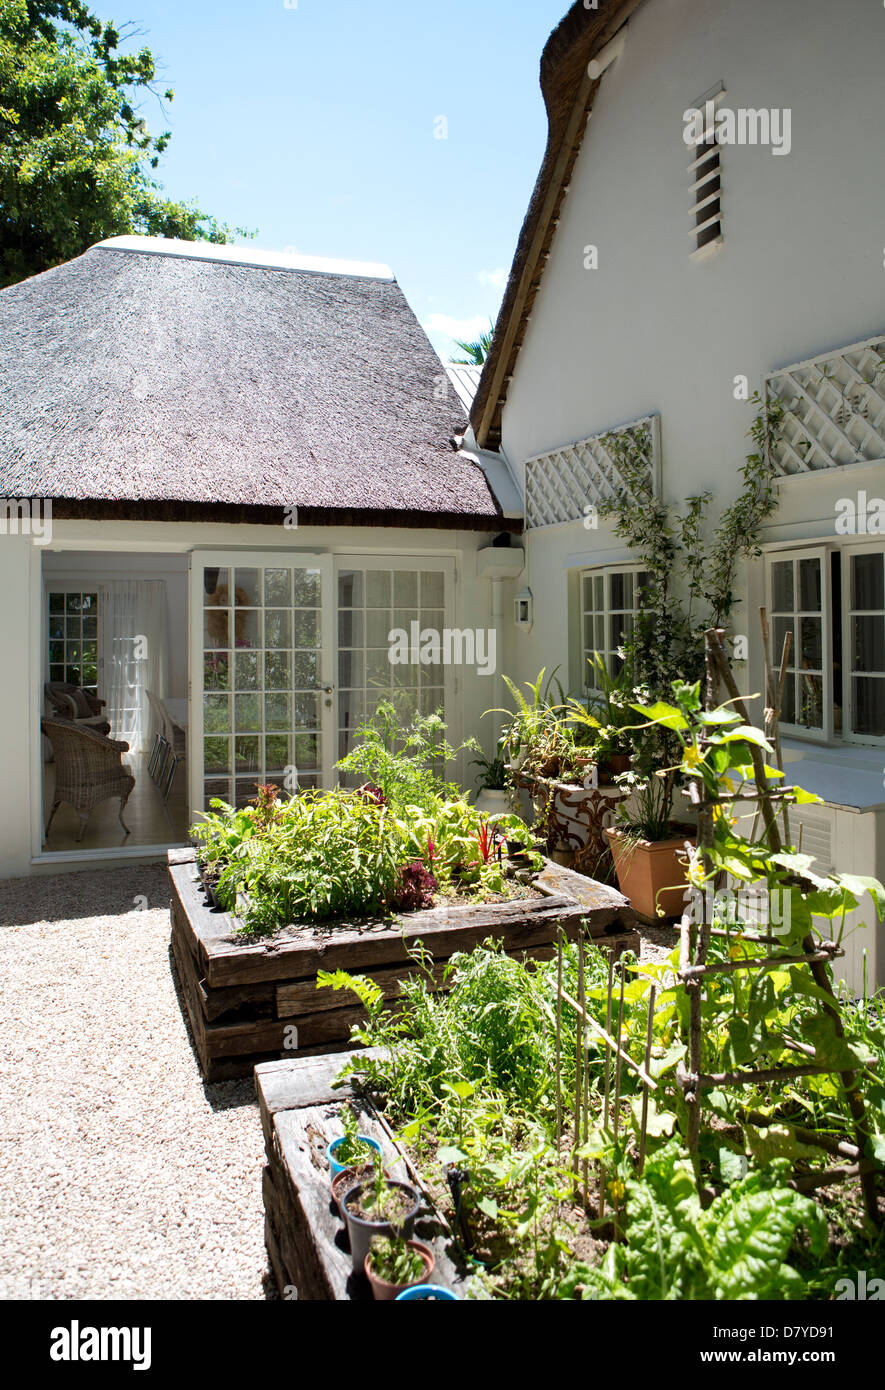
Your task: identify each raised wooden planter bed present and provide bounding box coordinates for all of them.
[169,846,639,1081]
[256,1050,469,1300]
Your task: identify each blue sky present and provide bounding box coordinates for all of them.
[120,0,568,360]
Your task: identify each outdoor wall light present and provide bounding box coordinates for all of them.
[514,587,533,631]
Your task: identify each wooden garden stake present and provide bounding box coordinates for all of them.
[555,930,563,1156]
[572,922,580,1184]
[638,984,657,1176]
[599,952,615,1220]
[689,627,881,1224]
[612,960,627,1143]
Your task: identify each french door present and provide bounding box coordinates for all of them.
[187,550,457,821]
[188,551,335,817]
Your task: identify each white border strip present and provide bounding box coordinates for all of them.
[95,236,395,281]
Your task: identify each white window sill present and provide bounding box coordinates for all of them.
[779,739,885,812]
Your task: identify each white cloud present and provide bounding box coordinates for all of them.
[422,312,488,342]
[477,267,508,289]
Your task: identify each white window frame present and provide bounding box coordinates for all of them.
[842,541,885,748]
[332,554,457,767]
[765,540,885,748]
[579,564,648,690]
[46,586,101,697]
[765,547,832,743]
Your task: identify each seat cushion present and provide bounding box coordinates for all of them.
[71,689,94,718]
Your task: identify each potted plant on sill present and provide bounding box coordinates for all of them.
[471,737,509,815]
[485,668,566,780]
[604,767,695,919]
[364,1235,435,1300]
[564,652,635,786]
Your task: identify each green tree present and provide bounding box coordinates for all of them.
[450,319,494,366]
[0,0,250,287]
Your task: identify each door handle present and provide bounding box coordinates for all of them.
[310,684,334,695]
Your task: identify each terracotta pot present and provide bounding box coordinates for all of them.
[604,827,695,920]
[364,1240,435,1300]
[330,1162,378,1220]
[607,753,633,776]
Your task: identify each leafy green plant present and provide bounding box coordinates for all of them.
[336,701,474,816]
[203,789,406,933]
[485,668,572,777]
[612,768,677,841]
[597,395,783,692]
[471,737,508,790]
[334,1105,377,1169]
[580,1141,827,1300]
[366,1235,427,1285]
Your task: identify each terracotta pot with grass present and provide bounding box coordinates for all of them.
[605,770,694,919]
[364,1238,435,1300]
[605,826,694,919]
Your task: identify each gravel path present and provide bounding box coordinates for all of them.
[0,866,272,1301]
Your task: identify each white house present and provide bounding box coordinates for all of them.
[462,0,885,993]
[2,0,883,996]
[0,237,521,875]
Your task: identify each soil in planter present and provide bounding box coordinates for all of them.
[438,878,543,909]
[231,872,546,944]
[347,1184,416,1227]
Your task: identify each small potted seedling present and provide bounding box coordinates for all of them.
[331,1160,379,1221]
[364,1235,435,1300]
[325,1106,383,1181]
[341,1150,422,1274]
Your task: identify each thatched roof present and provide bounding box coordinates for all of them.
[0,238,510,529]
[470,0,642,451]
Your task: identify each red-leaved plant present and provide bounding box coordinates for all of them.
[393,860,438,912]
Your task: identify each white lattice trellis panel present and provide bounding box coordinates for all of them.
[766,334,885,476]
[524,414,660,529]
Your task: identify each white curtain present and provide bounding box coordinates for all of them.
[98,580,169,755]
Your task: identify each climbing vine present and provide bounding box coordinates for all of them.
[597,393,783,693]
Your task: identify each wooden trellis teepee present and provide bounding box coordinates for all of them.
[676,626,879,1224]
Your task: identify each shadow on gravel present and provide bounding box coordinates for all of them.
[166,941,264,1114]
[0,864,171,927]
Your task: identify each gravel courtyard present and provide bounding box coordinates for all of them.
[0,865,273,1300]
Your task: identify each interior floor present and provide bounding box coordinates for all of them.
[42,748,188,854]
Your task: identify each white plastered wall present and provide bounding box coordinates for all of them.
[494,0,885,990]
[3,517,510,879]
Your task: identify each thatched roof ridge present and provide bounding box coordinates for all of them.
[0,240,505,526]
[470,0,643,451]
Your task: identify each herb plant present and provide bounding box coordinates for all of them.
[367,1235,426,1285]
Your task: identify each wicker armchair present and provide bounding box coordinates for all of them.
[41,716,135,842]
[44,682,111,735]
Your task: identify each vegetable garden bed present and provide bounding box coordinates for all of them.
[169,847,639,1080]
[256,1050,469,1300]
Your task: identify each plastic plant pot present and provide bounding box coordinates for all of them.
[364,1240,435,1301]
[330,1162,378,1221]
[341,1180,421,1274]
[395,1284,458,1300]
[326,1134,382,1180]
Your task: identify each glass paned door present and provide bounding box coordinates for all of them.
[335,556,456,768]
[189,552,334,814]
